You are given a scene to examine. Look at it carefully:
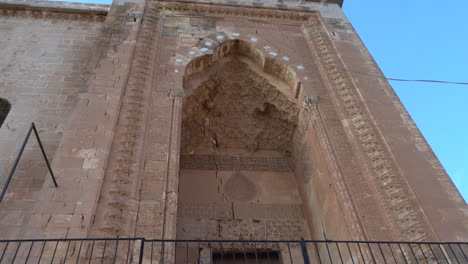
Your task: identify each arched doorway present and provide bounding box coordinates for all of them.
[177,40,309,243]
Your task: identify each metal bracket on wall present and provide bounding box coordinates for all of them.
[0,122,58,203]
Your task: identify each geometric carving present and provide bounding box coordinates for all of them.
[233,204,304,220]
[220,219,266,240]
[176,218,219,240]
[266,220,307,240]
[306,16,434,241]
[182,57,299,155]
[178,203,233,219]
[180,155,293,172]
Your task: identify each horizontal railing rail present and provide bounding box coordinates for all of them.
[0,238,466,263]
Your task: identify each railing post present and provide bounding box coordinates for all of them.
[138,238,145,264]
[0,124,33,203]
[300,238,310,264]
[0,122,58,204]
[32,122,58,187]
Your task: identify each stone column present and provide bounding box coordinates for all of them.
[163,89,183,263]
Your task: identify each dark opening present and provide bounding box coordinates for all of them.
[212,250,281,264]
[0,98,11,128]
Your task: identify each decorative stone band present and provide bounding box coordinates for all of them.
[180,155,293,172]
[0,8,106,21]
[89,3,160,238]
[305,15,436,241]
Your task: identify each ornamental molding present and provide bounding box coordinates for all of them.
[0,7,106,21]
[304,15,436,241]
[148,1,436,241]
[95,0,436,241]
[153,1,314,22]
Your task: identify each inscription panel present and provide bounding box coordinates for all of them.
[180,155,293,172]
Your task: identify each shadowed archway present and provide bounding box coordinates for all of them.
[177,39,309,244]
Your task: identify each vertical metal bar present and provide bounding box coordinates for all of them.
[113,240,119,264]
[150,241,154,264]
[407,244,418,263]
[50,241,59,264]
[254,242,258,264]
[101,240,108,264]
[275,242,281,262]
[88,240,95,264]
[427,244,439,263]
[377,243,388,264]
[186,241,189,264]
[356,243,367,264]
[417,244,429,263]
[220,242,224,264]
[397,243,409,264]
[0,125,33,203]
[232,242,235,264]
[11,241,21,263]
[335,242,344,264]
[313,242,322,264]
[32,123,58,187]
[64,240,72,264]
[25,241,34,264]
[287,242,293,264]
[138,238,145,264]
[447,244,461,264]
[76,241,84,264]
[37,241,46,264]
[366,243,377,264]
[243,241,247,264]
[345,242,355,264]
[208,241,212,264]
[324,242,332,264]
[125,240,131,264]
[386,243,397,264]
[174,241,178,264]
[437,244,450,264]
[456,243,468,261]
[300,239,310,264]
[160,241,165,264]
[264,241,270,264]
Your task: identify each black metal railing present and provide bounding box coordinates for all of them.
[0,122,58,203]
[0,238,466,263]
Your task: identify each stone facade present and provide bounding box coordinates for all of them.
[0,0,466,249]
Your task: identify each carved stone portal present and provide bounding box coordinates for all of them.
[177,40,309,241]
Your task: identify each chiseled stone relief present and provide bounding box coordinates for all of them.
[180,155,293,172]
[178,41,306,241]
[181,56,299,155]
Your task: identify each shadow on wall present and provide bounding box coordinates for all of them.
[0,98,10,128]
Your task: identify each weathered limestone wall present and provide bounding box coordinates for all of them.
[0,8,106,238]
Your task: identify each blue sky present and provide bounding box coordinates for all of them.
[48,0,468,201]
[343,1,468,202]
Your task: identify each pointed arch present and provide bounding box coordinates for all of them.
[181,39,301,155]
